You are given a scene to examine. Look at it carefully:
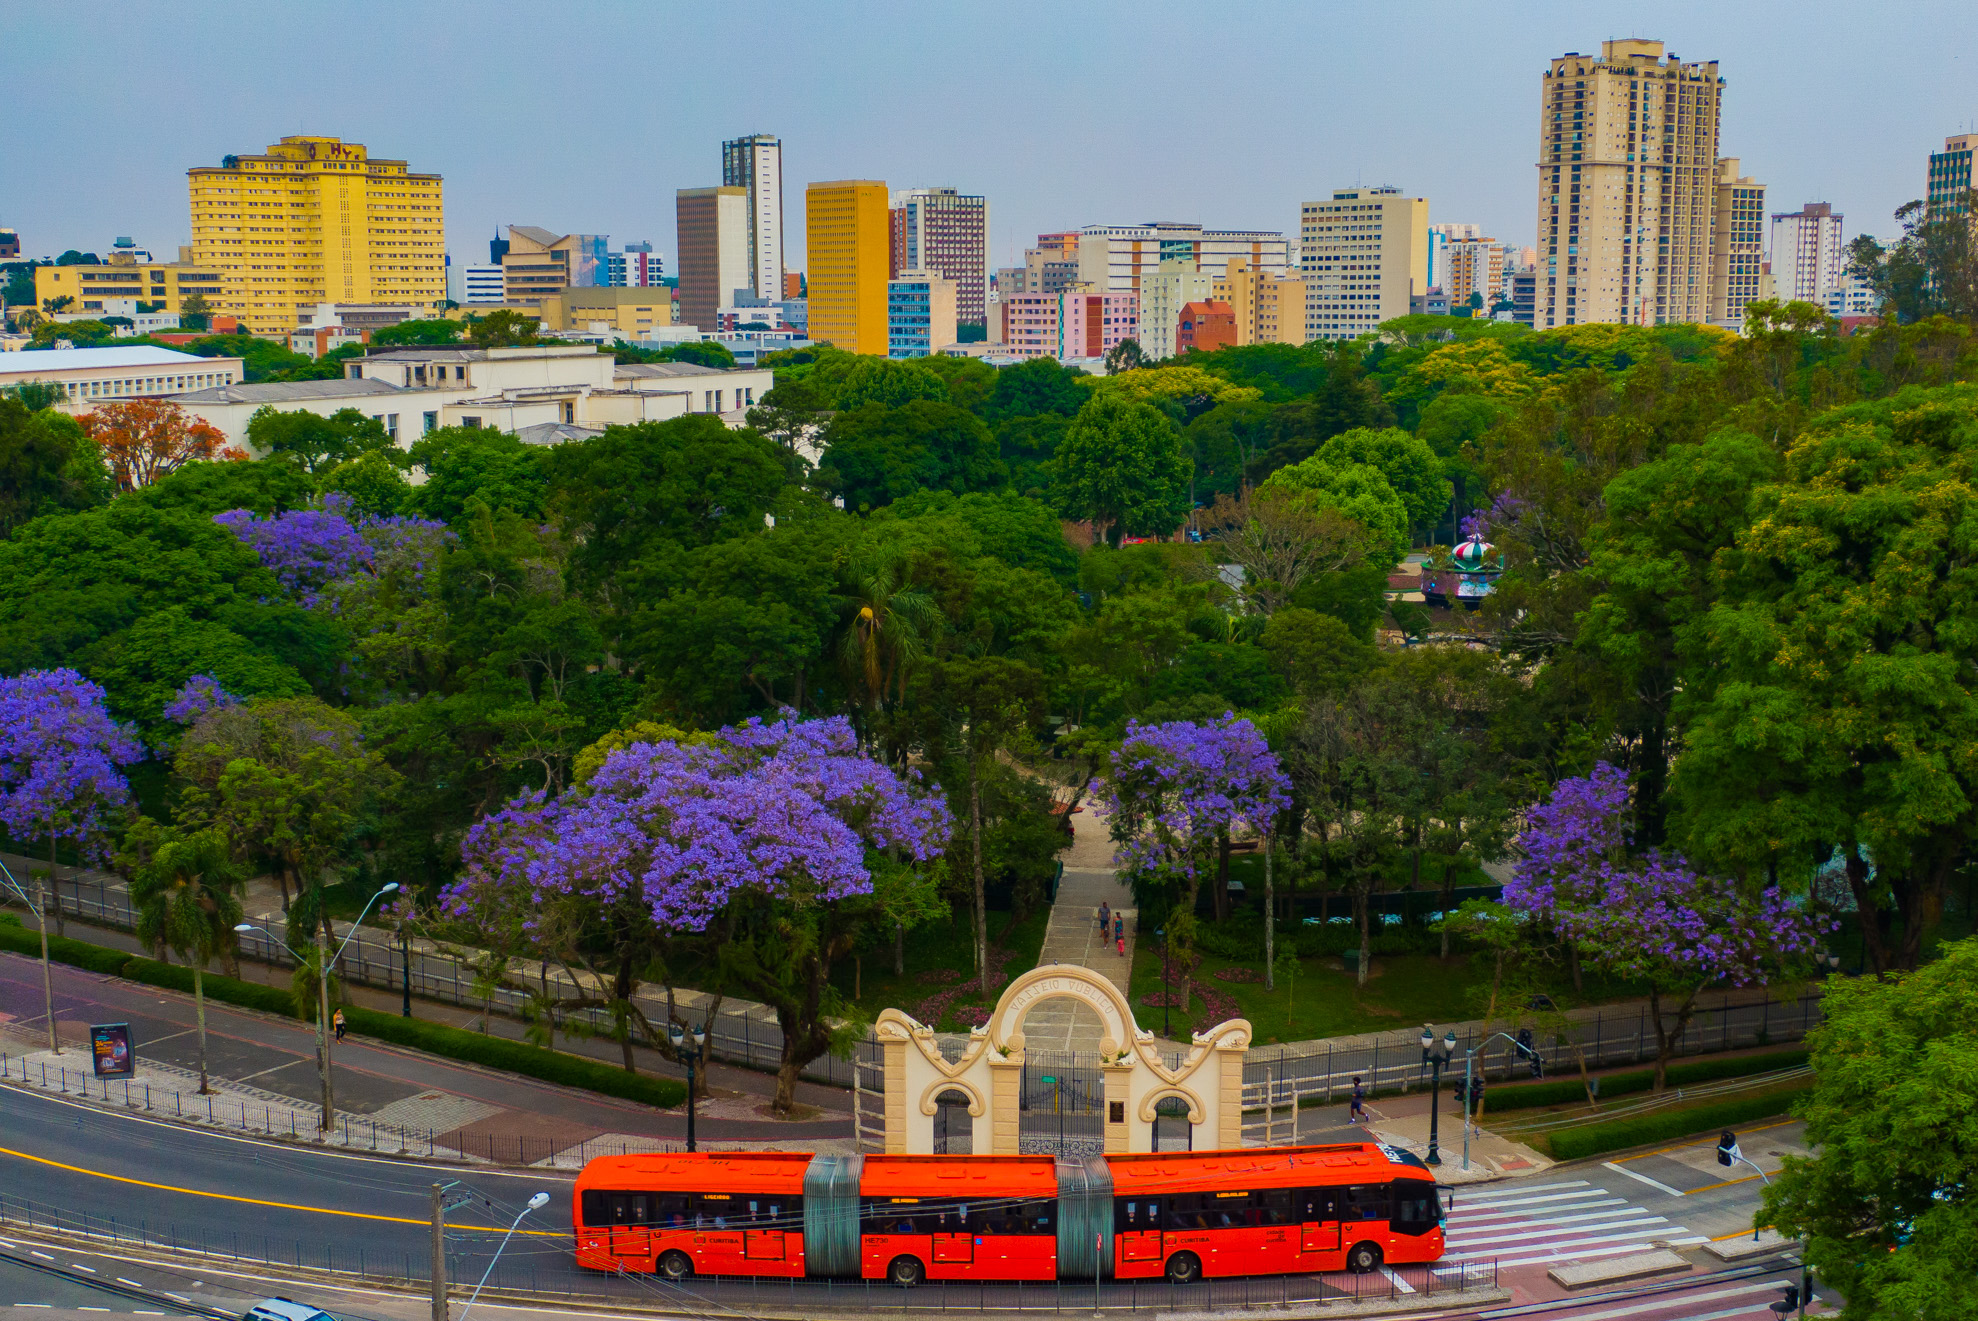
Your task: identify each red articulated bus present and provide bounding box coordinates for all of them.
[574,1143,1448,1287]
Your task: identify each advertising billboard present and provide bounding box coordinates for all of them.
[90,1023,134,1078]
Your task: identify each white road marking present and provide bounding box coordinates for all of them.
[1378,1265,1416,1293]
[28,1250,51,1260]
[116,1277,145,1287]
[1447,1215,1671,1247]
[68,1262,96,1272]
[1491,1234,1709,1268]
[1449,1198,1630,1227]
[1459,1188,1611,1212]
[1516,1280,1788,1321]
[1604,1160,1687,1198]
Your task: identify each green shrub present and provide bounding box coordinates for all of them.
[0,919,140,975]
[344,1007,686,1108]
[1486,1048,1811,1112]
[120,957,298,1017]
[1545,1085,1812,1162]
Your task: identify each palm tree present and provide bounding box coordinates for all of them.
[835,555,939,716]
[126,824,244,1094]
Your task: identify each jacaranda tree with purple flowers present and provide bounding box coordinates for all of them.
[163,674,239,725]
[1093,713,1289,985]
[215,494,451,610]
[1507,763,1829,1090]
[0,669,143,943]
[450,711,949,1111]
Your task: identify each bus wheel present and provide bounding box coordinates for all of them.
[1164,1251,1202,1284]
[658,1250,694,1281]
[1347,1242,1383,1275]
[887,1255,925,1288]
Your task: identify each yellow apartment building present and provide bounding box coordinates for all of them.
[35,247,226,316]
[1213,258,1309,345]
[806,180,889,355]
[188,135,445,336]
[537,286,676,336]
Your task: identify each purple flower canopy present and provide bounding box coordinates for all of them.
[1506,762,1827,984]
[216,494,450,609]
[449,712,951,933]
[0,669,143,860]
[163,674,240,724]
[1092,713,1290,879]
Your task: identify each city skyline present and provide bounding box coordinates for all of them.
[5,0,1977,285]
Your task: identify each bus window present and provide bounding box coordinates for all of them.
[1255,1189,1294,1226]
[1296,1188,1341,1222]
[1116,1199,1159,1231]
[1344,1185,1392,1222]
[1392,1186,1439,1232]
[1019,1199,1056,1234]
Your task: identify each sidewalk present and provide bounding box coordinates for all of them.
[1027,801,1136,1050]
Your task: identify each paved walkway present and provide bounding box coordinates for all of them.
[1025,801,1136,1051]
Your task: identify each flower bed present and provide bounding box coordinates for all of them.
[911,945,1017,1030]
[914,968,960,985]
[1212,966,1262,983]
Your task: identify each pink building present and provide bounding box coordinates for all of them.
[995,288,1138,361]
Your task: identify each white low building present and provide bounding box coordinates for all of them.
[19,344,244,405]
[156,345,773,453]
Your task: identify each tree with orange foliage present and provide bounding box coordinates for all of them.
[79,400,237,491]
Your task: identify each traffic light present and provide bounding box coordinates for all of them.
[1530,1053,1545,1079]
[1451,1078,1467,1104]
[1717,1130,1739,1167]
[1769,1284,1800,1315]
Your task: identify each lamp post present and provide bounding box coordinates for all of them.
[459,1191,549,1319]
[1419,1027,1457,1166]
[1457,1029,1543,1172]
[669,1021,707,1153]
[237,880,398,1133]
[0,859,58,1053]
[1156,927,1170,1039]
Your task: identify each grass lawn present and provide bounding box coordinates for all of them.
[831,906,1051,1033]
[1127,941,1648,1046]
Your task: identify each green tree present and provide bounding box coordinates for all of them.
[824,357,951,410]
[465,309,540,348]
[1048,393,1191,546]
[1259,456,1409,567]
[1847,191,1978,325]
[816,400,1006,509]
[661,340,737,369]
[369,318,463,347]
[319,449,412,517]
[177,291,212,332]
[982,356,1089,421]
[127,456,317,516]
[121,821,245,1094]
[1259,607,1375,695]
[1313,426,1451,534]
[1763,937,1978,1319]
[405,426,549,522]
[0,399,111,536]
[1104,338,1146,374]
[245,406,398,473]
[1248,345,1395,481]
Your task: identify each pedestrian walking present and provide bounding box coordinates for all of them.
[332,1007,347,1044]
[1113,913,1124,945]
[1116,933,1126,957]
[1349,1076,1367,1123]
[1099,901,1111,937]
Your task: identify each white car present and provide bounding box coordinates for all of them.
[241,1300,335,1321]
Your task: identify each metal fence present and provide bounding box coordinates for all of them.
[0,1184,1501,1312]
[3,868,858,1088]
[1239,992,1825,1144]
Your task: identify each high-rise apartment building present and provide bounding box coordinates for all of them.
[187,135,443,335]
[676,187,749,332]
[1140,258,1215,360]
[1301,187,1428,341]
[806,181,889,356]
[1770,202,1844,304]
[996,288,1138,362]
[462,264,504,304]
[1074,224,1290,295]
[888,188,990,328]
[605,241,664,287]
[887,270,957,358]
[1427,223,1483,292]
[1536,39,1733,328]
[1213,258,1308,345]
[1442,237,1504,310]
[722,134,784,299]
[1928,134,1976,219]
[1709,159,1768,328]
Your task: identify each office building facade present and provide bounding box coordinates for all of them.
[1212,258,1307,345]
[605,241,664,287]
[1139,258,1215,359]
[35,248,226,317]
[887,270,957,357]
[1536,39,1732,329]
[722,134,784,299]
[806,180,890,355]
[1770,202,1844,305]
[187,135,444,335]
[499,227,608,303]
[888,188,990,327]
[1708,158,1768,328]
[1074,224,1290,296]
[462,264,504,304]
[1301,186,1429,340]
[676,187,749,333]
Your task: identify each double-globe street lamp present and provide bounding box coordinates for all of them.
[669,1021,708,1153]
[236,881,399,1133]
[1418,1027,1458,1166]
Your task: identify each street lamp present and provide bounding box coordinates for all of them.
[668,1021,708,1153]
[236,881,399,1133]
[1156,927,1170,1039]
[1419,1027,1457,1166]
[459,1191,550,1319]
[0,859,58,1053]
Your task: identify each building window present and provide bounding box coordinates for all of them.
[423,411,438,434]
[461,417,481,429]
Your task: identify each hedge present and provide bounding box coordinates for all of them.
[0,916,686,1110]
[1545,1084,1813,1162]
[1485,1047,1811,1113]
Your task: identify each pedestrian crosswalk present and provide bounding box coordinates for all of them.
[1443,1179,1709,1269]
[1477,1278,1818,1319]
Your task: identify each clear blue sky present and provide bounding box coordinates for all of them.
[7,0,1975,276]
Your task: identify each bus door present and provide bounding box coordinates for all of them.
[1297,1188,1340,1255]
[744,1198,786,1261]
[610,1225,653,1259]
[932,1203,974,1264]
[1118,1197,1163,1263]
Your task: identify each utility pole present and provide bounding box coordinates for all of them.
[430,1183,448,1321]
[316,904,335,1130]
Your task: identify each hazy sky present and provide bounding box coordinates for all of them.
[7,0,1976,276]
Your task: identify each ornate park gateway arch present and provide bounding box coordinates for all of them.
[872,964,1251,1155]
